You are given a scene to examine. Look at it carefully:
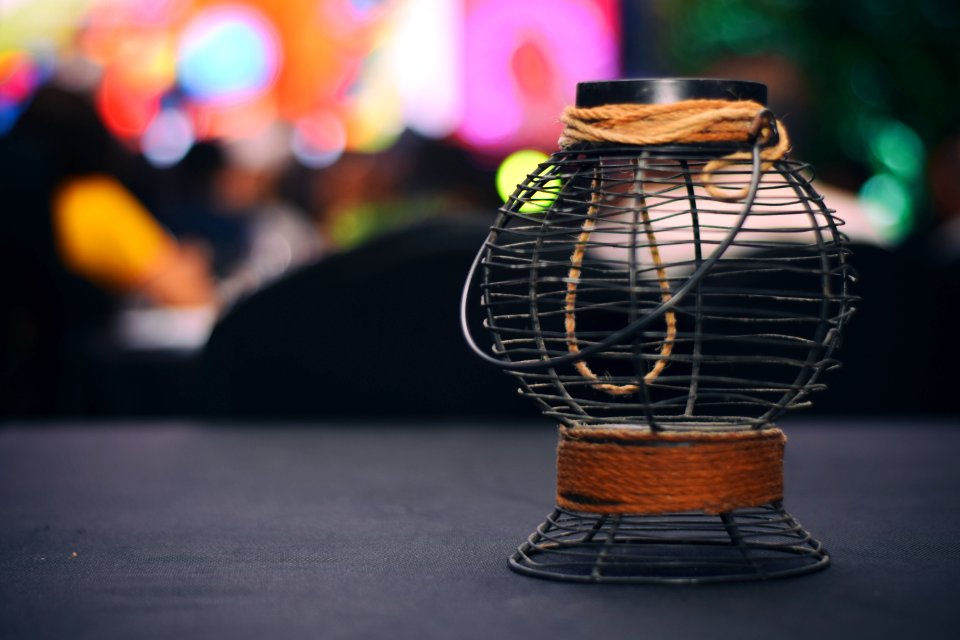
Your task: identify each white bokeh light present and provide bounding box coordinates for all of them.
[141,106,194,168]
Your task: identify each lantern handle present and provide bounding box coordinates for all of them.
[460,142,764,372]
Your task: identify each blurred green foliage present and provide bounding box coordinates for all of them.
[654,0,960,239]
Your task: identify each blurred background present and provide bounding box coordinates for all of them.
[1,0,958,420]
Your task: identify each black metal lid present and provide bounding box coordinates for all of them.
[576,79,767,107]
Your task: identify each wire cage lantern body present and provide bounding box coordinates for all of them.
[462,79,855,583]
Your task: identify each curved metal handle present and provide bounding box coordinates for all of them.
[460,142,764,372]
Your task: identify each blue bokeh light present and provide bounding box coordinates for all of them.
[0,98,23,135]
[178,7,279,104]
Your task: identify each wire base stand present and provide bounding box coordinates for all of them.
[509,502,829,584]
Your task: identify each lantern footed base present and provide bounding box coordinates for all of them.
[509,502,828,584]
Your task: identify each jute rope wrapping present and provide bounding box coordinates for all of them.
[558,100,791,198]
[556,427,787,515]
[561,99,790,396]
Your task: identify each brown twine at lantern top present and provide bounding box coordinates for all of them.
[561,99,791,396]
[556,426,787,515]
[558,99,790,201]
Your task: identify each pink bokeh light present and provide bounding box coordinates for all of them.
[460,0,619,153]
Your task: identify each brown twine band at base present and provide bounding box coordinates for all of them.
[556,426,786,515]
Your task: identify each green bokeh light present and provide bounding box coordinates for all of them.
[858,173,914,242]
[869,119,925,179]
[330,204,380,248]
[496,149,560,214]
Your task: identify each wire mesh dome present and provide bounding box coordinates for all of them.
[471,93,852,429]
[462,79,856,583]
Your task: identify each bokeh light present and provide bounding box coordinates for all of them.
[0,50,39,103]
[142,106,195,168]
[1,0,622,166]
[0,50,42,134]
[96,68,162,140]
[329,205,381,247]
[178,5,281,104]
[292,111,348,168]
[496,149,561,213]
[0,0,88,53]
[460,0,619,152]
[859,173,913,242]
[389,0,462,139]
[0,97,19,135]
[850,115,925,242]
[869,118,925,179]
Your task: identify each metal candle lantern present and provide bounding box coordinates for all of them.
[461,79,855,583]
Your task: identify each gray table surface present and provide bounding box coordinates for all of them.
[2,419,959,640]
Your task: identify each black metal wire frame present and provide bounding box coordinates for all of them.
[510,503,829,584]
[470,142,856,430]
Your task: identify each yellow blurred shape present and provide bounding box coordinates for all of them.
[496,149,559,213]
[53,175,174,292]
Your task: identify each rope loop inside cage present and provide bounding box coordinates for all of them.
[460,136,766,374]
[564,172,676,395]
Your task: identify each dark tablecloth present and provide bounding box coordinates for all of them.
[2,420,959,640]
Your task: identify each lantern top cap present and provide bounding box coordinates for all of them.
[576,78,768,108]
